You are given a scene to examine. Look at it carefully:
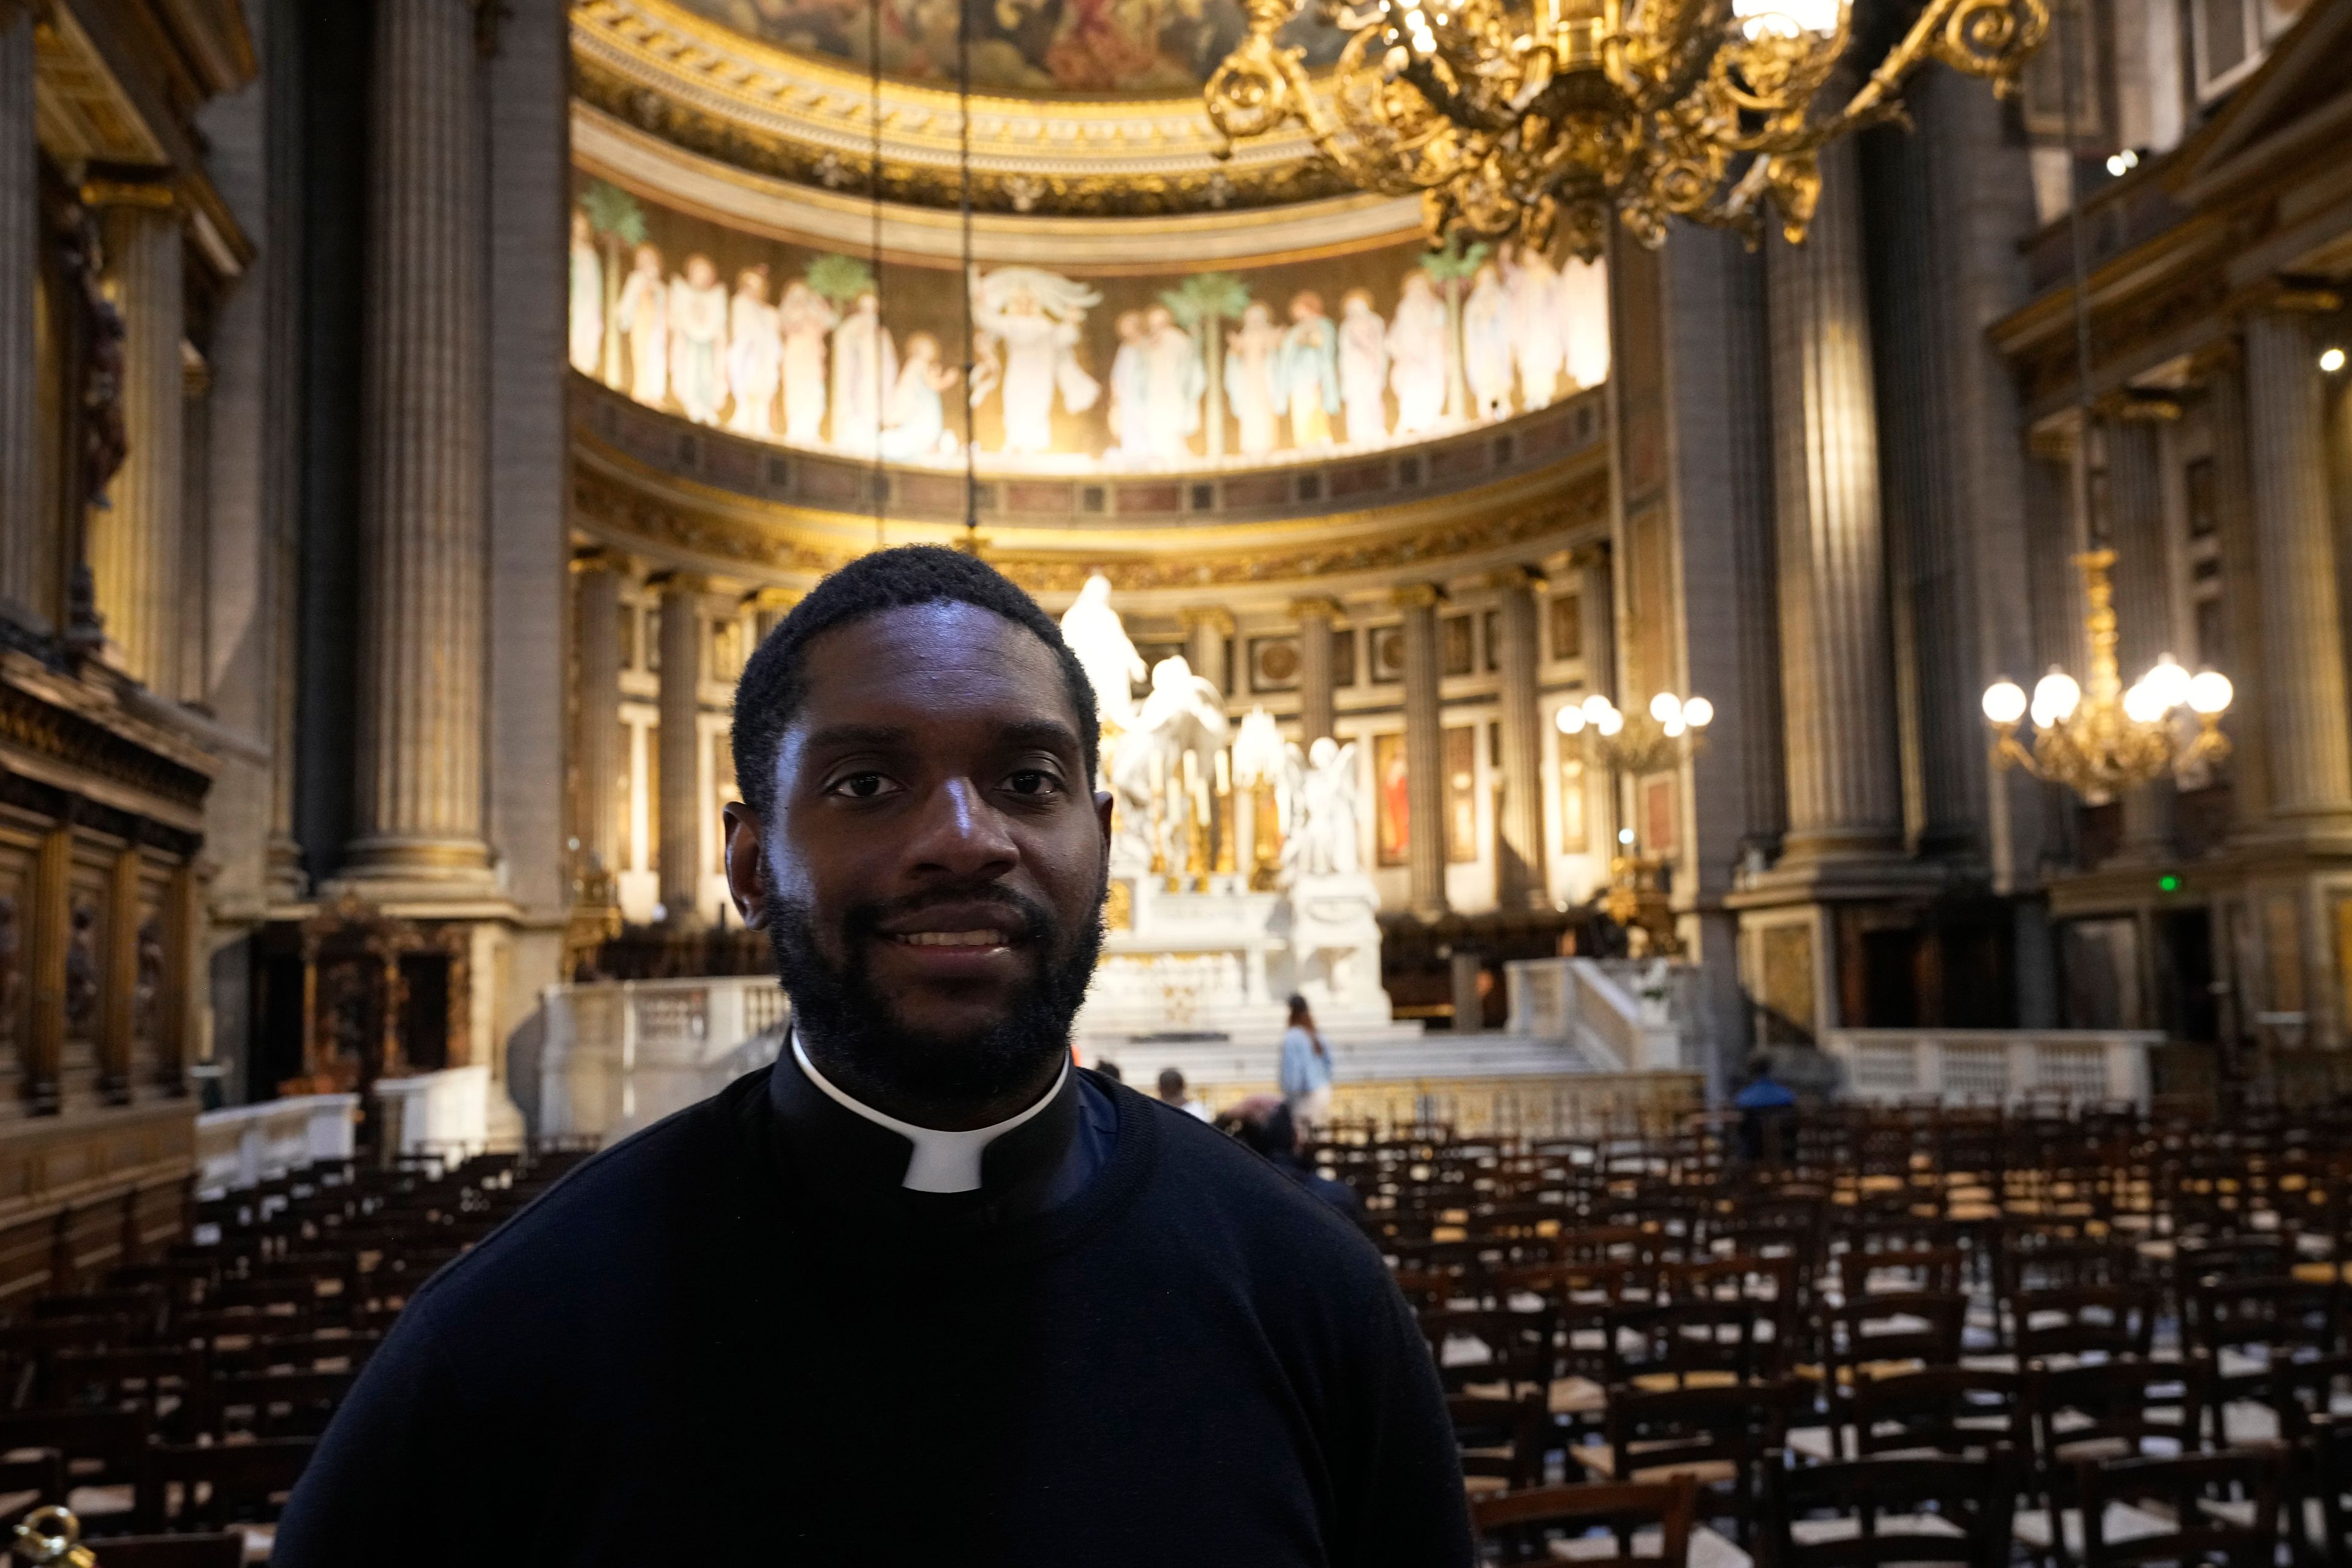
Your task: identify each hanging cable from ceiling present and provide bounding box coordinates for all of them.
[867,0,886,549]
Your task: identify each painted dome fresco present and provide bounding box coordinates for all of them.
[669,0,1346,95]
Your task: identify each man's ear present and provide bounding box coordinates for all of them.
[722,802,769,929]
[1093,789,1114,878]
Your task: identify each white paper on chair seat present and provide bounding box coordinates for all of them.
[1549,1523,1752,1568]
[2011,1502,2176,1553]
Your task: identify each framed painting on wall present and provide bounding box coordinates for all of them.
[1374,733,1409,867]
[1445,726,1479,864]
[1559,755,1588,853]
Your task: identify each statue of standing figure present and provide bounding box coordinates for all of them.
[724,266,782,439]
[777,280,837,445]
[568,211,603,378]
[970,265,1102,456]
[1106,655,1230,873]
[616,243,669,408]
[667,255,729,426]
[1058,572,1147,731]
[1281,736,1362,880]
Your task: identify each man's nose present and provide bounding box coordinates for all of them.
[907,775,1018,876]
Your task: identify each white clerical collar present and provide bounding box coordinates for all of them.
[790,1033,1068,1194]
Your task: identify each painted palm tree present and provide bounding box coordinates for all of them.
[578,182,646,386]
[804,253,876,306]
[1159,272,1251,461]
[1419,236,1490,423]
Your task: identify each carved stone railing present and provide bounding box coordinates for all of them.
[538,976,791,1142]
[195,1094,358,1197]
[1821,1028,2163,1109]
[1504,957,1688,1072]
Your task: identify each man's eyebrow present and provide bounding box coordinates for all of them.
[798,723,916,753]
[996,718,1085,755]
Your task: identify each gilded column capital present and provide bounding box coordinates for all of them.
[648,568,714,598]
[2262,277,2345,315]
[1289,595,1344,622]
[1487,564,1545,593]
[570,545,627,575]
[742,584,802,611]
[1178,606,1236,636]
[1566,542,1610,570]
[1391,583,1444,611]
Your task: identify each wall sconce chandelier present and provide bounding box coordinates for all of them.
[1202,0,2048,258]
[1556,689,1713,772]
[1980,549,2233,803]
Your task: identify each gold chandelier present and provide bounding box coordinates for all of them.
[1980,550,2234,803]
[1203,0,2048,258]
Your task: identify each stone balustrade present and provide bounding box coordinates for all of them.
[1821,1028,2162,1109]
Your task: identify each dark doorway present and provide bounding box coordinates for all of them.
[398,954,451,1072]
[1860,928,1923,1028]
[2155,907,2219,1043]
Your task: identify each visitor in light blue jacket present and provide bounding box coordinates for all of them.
[1278,993,1333,1139]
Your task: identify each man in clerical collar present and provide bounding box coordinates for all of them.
[277,546,1472,1566]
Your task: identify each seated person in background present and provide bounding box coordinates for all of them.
[1733,1051,1798,1164]
[1156,1067,1212,1121]
[275,545,1466,1567]
[1224,1101,1360,1219]
[1093,1057,1124,1084]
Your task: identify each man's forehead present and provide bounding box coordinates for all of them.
[789,601,1081,741]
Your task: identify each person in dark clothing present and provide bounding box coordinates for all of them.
[1227,1100,1362,1218]
[276,546,1469,1567]
[1733,1051,1798,1164]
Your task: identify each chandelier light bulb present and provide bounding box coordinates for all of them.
[1581,693,1614,723]
[1556,705,1587,734]
[1682,696,1714,729]
[1649,692,1681,725]
[1663,717,1686,738]
[2030,670,2081,728]
[1981,679,2027,726]
[2323,347,2348,375]
[1596,709,1624,737]
[2188,669,2234,715]
[2143,655,2191,711]
[2122,680,2164,725]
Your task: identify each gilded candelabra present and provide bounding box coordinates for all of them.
[1558,690,1711,954]
[1980,551,2234,804]
[1203,0,2048,258]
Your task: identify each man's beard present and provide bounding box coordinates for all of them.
[763,866,1106,1113]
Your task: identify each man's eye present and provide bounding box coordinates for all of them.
[830,772,896,799]
[1006,771,1063,797]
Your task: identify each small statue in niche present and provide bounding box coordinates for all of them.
[133,915,164,1048]
[55,205,127,511]
[63,898,97,1035]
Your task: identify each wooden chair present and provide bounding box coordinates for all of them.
[2188,1276,2342,1440]
[1421,1305,1558,1396]
[2073,1449,2283,1568]
[1769,1453,2016,1568]
[0,1449,66,1528]
[1451,1392,1548,1498]
[2021,1358,2207,1562]
[1595,1379,1801,1546]
[1837,1246,1967,1303]
[1846,1366,2024,1460]
[1608,1297,1782,1389]
[135,1436,314,1532]
[1819,1292,1969,1390]
[204,1367,356,1439]
[1474,1476,1699,1566]
[2011,1286,2158,1363]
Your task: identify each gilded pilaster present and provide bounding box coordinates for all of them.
[344,0,492,884]
[1766,137,1902,862]
[89,189,183,692]
[1396,584,1447,918]
[1491,567,1545,909]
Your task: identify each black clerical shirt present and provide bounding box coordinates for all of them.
[274,1057,1473,1566]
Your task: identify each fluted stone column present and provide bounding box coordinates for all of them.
[2243,311,2352,831]
[2204,350,2271,826]
[91,192,183,692]
[1492,567,1545,908]
[1397,585,1448,917]
[1766,138,1903,862]
[1182,607,1232,701]
[2105,414,2177,858]
[262,0,307,900]
[1293,597,1340,745]
[657,576,707,927]
[1577,546,1619,852]
[344,0,491,884]
[575,559,626,881]
[0,7,34,618]
[178,358,212,707]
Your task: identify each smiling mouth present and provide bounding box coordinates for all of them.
[888,930,1014,948]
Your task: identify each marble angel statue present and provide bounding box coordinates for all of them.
[1559,255,1612,390]
[1281,735,1362,880]
[724,266,782,439]
[1058,573,1146,731]
[568,211,603,378]
[777,280,837,445]
[1106,655,1230,870]
[667,254,729,426]
[1336,288,1388,445]
[878,331,959,461]
[969,265,1101,456]
[1224,301,1283,456]
[1140,305,1204,462]
[1107,311,1153,464]
[615,243,668,407]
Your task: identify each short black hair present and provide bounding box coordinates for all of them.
[730,545,1100,821]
